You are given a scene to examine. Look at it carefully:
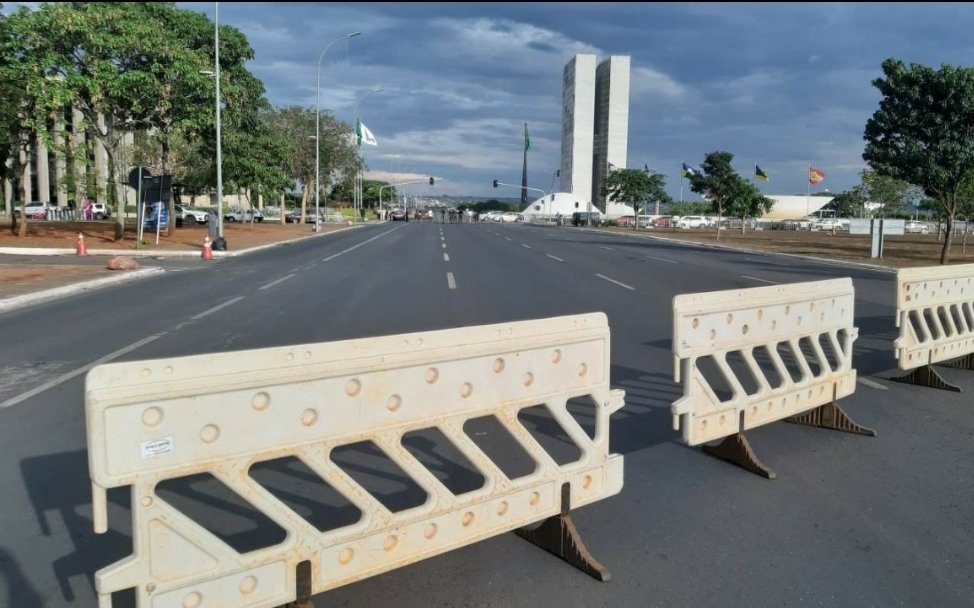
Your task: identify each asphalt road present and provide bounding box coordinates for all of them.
[1,221,971,607]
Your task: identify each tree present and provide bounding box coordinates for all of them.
[602,168,671,228]
[828,188,867,218]
[725,179,774,234]
[860,169,912,218]
[687,151,754,240]
[864,58,974,264]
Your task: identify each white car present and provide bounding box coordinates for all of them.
[175,204,209,224]
[500,212,520,223]
[224,208,264,222]
[904,220,930,234]
[677,215,709,229]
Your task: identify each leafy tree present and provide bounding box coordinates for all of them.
[827,188,867,218]
[860,169,912,218]
[864,58,974,264]
[725,179,774,233]
[687,151,762,239]
[602,168,671,228]
[667,201,709,216]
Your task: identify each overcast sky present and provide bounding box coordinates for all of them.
[41,3,974,198]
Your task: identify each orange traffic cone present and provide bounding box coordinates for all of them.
[76,233,87,256]
[201,236,213,260]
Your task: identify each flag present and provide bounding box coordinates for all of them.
[681,162,697,178]
[755,164,769,181]
[524,123,530,152]
[356,119,377,146]
[809,166,825,184]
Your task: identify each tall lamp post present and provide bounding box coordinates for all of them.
[200,2,225,239]
[353,87,382,222]
[316,32,361,231]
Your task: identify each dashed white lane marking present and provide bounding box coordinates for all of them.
[858,377,888,391]
[442,243,447,249]
[444,253,450,262]
[259,274,295,290]
[596,273,635,291]
[192,296,245,320]
[741,275,778,284]
[322,225,402,261]
[447,272,457,289]
[648,256,677,264]
[1,333,163,409]
[546,254,564,262]
[599,245,614,251]
[505,237,513,242]
[522,244,532,249]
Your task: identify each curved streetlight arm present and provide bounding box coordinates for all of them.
[493,181,547,200]
[380,179,433,208]
[315,32,360,231]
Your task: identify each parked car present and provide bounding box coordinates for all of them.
[677,215,709,229]
[389,209,407,221]
[175,204,208,224]
[17,201,51,219]
[904,220,930,234]
[571,211,602,226]
[224,208,263,222]
[88,202,111,219]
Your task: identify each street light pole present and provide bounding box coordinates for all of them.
[353,87,382,222]
[316,32,361,231]
[214,2,223,238]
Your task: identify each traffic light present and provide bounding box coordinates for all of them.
[429,177,435,186]
[492,179,498,188]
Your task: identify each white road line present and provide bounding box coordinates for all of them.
[741,275,778,284]
[1,333,163,409]
[522,243,532,249]
[443,253,450,262]
[322,225,402,262]
[648,256,677,264]
[447,272,457,289]
[191,296,245,320]
[546,254,564,262]
[505,237,513,242]
[442,243,447,249]
[858,377,889,391]
[599,245,614,251]
[259,273,295,290]
[596,273,635,291]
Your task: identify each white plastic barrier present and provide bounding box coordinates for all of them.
[671,278,872,477]
[86,313,624,607]
[892,264,974,391]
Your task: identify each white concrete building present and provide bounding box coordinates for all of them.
[559,54,596,204]
[557,53,631,215]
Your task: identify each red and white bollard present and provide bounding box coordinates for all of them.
[76,233,88,256]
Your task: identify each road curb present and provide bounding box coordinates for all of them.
[0,267,166,315]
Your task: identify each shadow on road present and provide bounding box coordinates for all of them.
[0,545,43,608]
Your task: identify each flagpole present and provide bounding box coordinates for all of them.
[806,164,810,218]
[680,159,684,204]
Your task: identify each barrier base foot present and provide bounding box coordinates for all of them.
[942,353,974,371]
[703,433,776,479]
[889,365,961,392]
[515,483,611,582]
[786,401,877,436]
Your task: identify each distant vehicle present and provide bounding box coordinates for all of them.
[571,211,601,226]
[390,209,407,221]
[500,212,520,223]
[90,202,111,219]
[224,208,263,222]
[677,215,709,229]
[17,201,51,219]
[904,220,930,234]
[285,209,322,223]
[175,204,208,224]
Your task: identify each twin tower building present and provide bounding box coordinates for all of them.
[559,54,630,212]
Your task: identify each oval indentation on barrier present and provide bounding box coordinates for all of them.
[462,511,475,527]
[425,368,439,384]
[692,317,699,328]
[339,548,354,565]
[497,501,509,516]
[551,349,563,363]
[345,379,361,397]
[252,392,270,411]
[239,575,257,595]
[384,535,398,551]
[577,363,588,377]
[523,373,534,387]
[200,424,220,444]
[742,324,749,335]
[493,357,505,373]
[386,395,402,412]
[301,409,318,427]
[425,523,438,539]
[142,368,151,378]
[183,592,202,608]
[285,352,294,362]
[142,407,163,427]
[582,474,593,489]
[529,491,540,506]
[726,313,733,324]
[164,366,173,375]
[460,383,473,398]
[141,496,153,507]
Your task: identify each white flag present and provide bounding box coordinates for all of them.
[357,119,378,146]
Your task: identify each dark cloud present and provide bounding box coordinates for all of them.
[173,3,974,196]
